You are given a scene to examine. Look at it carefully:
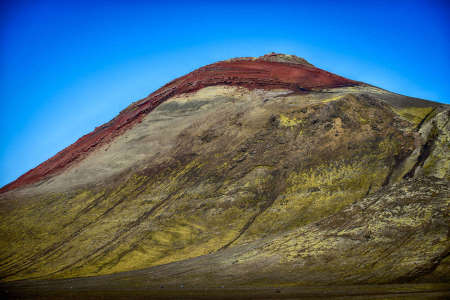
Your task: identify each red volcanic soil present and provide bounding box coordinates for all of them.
[0,56,360,193]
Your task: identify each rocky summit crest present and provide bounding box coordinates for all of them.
[227,52,314,67]
[259,52,314,66]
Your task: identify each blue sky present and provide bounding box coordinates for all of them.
[1,0,449,187]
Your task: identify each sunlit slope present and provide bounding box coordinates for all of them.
[1,81,448,282]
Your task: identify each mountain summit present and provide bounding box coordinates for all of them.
[1,54,449,292]
[0,53,357,194]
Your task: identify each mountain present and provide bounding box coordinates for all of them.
[0,53,449,292]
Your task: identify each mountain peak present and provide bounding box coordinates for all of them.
[258,52,314,66]
[1,51,448,290]
[227,52,314,67]
[0,54,360,194]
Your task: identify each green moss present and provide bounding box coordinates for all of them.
[236,156,389,244]
[392,106,433,125]
[321,95,343,103]
[279,114,303,127]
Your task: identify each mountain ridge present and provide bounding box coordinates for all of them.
[1,53,445,194]
[0,53,361,194]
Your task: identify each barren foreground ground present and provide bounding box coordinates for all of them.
[2,282,450,300]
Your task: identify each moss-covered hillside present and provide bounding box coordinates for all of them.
[1,82,448,285]
[0,55,448,289]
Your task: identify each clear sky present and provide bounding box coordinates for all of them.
[1,0,449,187]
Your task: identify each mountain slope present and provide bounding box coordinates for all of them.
[0,54,448,286]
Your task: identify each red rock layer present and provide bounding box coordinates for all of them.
[1,57,360,193]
